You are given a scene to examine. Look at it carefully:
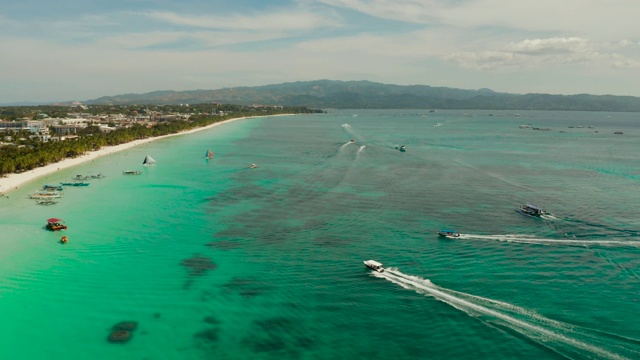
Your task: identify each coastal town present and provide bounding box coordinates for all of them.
[0,103,321,179]
[0,103,316,146]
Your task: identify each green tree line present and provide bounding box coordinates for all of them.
[0,106,323,176]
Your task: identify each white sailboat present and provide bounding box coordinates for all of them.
[142,155,156,166]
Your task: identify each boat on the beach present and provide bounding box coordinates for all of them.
[517,203,547,217]
[142,155,156,166]
[46,218,67,231]
[123,170,142,175]
[60,182,90,187]
[42,184,64,191]
[205,150,214,159]
[364,260,385,273]
[438,229,460,238]
[30,191,62,199]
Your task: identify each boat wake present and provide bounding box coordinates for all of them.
[375,268,640,360]
[456,234,640,248]
[339,141,353,150]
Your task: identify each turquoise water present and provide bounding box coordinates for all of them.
[1,110,640,359]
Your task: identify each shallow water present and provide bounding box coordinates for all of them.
[1,110,639,359]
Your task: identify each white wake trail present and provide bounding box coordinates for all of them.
[457,234,640,248]
[376,269,634,360]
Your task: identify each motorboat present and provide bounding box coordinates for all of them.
[249,163,258,169]
[123,170,142,175]
[36,200,58,206]
[399,145,406,152]
[517,203,547,217]
[438,229,460,238]
[363,260,384,273]
[46,218,67,231]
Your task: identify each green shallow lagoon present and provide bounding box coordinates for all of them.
[1,110,640,359]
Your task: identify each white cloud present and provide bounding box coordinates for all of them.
[316,0,640,39]
[444,37,640,70]
[505,37,591,56]
[143,10,341,31]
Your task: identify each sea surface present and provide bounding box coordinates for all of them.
[1,110,639,360]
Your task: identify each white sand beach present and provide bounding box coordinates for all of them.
[0,115,268,194]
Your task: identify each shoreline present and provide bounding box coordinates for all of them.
[0,114,287,194]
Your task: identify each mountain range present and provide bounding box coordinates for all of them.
[84,80,640,112]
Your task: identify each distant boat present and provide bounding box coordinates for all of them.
[205,150,214,159]
[46,218,67,231]
[74,173,105,180]
[36,199,58,206]
[123,170,142,175]
[30,191,62,199]
[249,163,258,169]
[438,229,460,238]
[363,260,384,273]
[516,204,547,217]
[43,184,64,191]
[60,182,89,187]
[142,155,156,166]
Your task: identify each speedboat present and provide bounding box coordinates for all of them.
[399,145,407,152]
[517,203,547,217]
[438,229,460,238]
[250,163,258,169]
[363,260,384,273]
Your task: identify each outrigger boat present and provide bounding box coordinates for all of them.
[74,173,105,180]
[42,184,63,191]
[30,191,62,199]
[438,229,460,238]
[60,182,90,187]
[363,260,385,273]
[46,218,67,231]
[517,203,547,217]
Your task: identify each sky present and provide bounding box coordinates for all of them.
[2,0,640,103]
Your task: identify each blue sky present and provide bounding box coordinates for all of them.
[2,0,640,103]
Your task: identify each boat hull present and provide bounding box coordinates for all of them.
[363,260,384,273]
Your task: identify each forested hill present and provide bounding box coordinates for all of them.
[85,80,640,112]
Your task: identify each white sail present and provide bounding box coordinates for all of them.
[143,155,156,165]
